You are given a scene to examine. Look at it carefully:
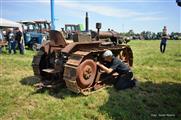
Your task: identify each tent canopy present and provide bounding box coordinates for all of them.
[0,18,22,28]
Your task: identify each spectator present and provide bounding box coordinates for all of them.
[0,31,3,54]
[15,28,24,54]
[7,29,16,54]
[160,26,169,53]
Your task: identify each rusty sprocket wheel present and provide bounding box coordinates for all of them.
[76,59,97,89]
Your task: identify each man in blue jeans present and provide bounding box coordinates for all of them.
[160,26,169,53]
[8,30,16,54]
[96,50,137,90]
[15,28,24,54]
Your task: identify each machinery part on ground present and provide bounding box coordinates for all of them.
[32,29,133,95]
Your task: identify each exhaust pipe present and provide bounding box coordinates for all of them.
[85,12,89,32]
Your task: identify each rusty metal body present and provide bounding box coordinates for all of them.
[32,30,133,95]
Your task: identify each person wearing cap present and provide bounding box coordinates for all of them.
[160,26,169,53]
[96,50,137,90]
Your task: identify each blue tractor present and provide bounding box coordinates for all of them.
[19,20,50,50]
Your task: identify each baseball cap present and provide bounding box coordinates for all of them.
[102,50,113,58]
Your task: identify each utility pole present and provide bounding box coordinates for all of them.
[50,0,55,30]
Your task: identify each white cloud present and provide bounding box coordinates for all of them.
[34,0,166,21]
[34,0,174,3]
[134,16,166,21]
[61,3,142,18]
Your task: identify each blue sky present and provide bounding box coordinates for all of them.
[1,0,181,33]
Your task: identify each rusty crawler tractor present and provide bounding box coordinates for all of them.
[32,23,133,95]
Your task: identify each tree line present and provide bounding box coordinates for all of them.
[121,30,181,40]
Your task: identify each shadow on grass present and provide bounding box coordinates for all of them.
[20,76,41,86]
[174,53,181,57]
[20,76,79,99]
[175,59,181,62]
[99,81,181,120]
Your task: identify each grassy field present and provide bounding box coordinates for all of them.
[0,40,181,120]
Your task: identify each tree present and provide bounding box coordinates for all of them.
[156,32,162,39]
[170,32,181,40]
[152,32,157,39]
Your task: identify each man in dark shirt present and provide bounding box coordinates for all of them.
[15,28,24,54]
[160,26,169,53]
[96,50,137,90]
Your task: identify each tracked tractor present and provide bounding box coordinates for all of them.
[32,22,133,95]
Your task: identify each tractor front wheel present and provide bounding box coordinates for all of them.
[31,43,38,51]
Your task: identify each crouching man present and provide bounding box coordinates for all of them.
[96,50,137,90]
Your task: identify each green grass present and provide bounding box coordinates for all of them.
[0,40,181,120]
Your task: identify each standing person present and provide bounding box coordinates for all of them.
[8,29,16,54]
[0,31,3,54]
[160,26,169,53]
[6,29,11,53]
[96,50,137,90]
[15,28,24,54]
